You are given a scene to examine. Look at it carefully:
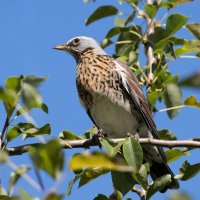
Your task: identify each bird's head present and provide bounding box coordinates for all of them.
[54,36,106,60]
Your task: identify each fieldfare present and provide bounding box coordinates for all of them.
[54,36,179,192]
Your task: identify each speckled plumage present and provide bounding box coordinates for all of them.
[54,36,179,192]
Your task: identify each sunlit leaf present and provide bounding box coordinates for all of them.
[6,126,21,142]
[146,175,172,200]
[79,168,108,187]
[175,40,200,56]
[19,190,34,200]
[184,96,200,109]
[165,149,189,163]
[168,191,192,200]
[176,160,200,181]
[44,192,63,200]
[5,76,22,92]
[59,130,81,141]
[123,137,143,173]
[85,6,119,25]
[147,91,161,106]
[0,88,18,116]
[115,17,126,27]
[0,195,20,200]
[186,23,200,40]
[163,84,182,119]
[29,140,64,179]
[9,165,31,196]
[69,151,132,172]
[0,151,9,164]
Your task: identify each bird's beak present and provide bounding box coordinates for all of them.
[53,44,70,51]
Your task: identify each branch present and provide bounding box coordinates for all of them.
[6,138,200,156]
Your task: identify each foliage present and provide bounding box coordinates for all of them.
[0,0,200,200]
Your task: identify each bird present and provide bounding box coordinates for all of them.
[54,36,179,192]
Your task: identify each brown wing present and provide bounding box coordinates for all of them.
[115,59,166,161]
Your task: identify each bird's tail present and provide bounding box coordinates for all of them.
[150,160,179,193]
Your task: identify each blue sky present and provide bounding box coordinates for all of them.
[0,0,200,199]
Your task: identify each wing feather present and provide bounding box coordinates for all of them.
[114,60,166,162]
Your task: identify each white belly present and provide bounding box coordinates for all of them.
[90,94,139,138]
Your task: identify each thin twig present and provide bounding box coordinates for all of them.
[0,115,10,149]
[6,138,200,156]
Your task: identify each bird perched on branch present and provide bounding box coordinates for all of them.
[54,36,179,192]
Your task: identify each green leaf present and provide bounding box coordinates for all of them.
[21,83,43,110]
[186,23,200,40]
[166,14,188,36]
[123,137,143,173]
[6,126,21,142]
[116,26,141,57]
[29,140,64,179]
[165,149,189,163]
[168,191,192,200]
[105,27,126,39]
[147,91,161,106]
[19,190,34,200]
[144,4,157,19]
[146,175,172,200]
[79,168,108,187]
[5,76,22,92]
[44,193,63,200]
[69,151,132,172]
[184,96,200,109]
[175,40,200,56]
[165,41,176,60]
[94,194,109,200]
[85,6,119,25]
[163,84,182,119]
[101,138,125,156]
[9,165,31,196]
[0,151,9,164]
[111,171,136,196]
[18,123,51,138]
[59,130,81,141]
[176,160,200,181]
[42,103,49,114]
[0,88,18,116]
[80,126,98,139]
[157,129,177,140]
[67,174,82,196]
[115,17,126,27]
[23,75,47,87]
[132,164,148,190]
[179,72,200,88]
[0,195,20,200]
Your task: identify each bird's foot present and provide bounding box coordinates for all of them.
[92,129,106,142]
[92,129,107,149]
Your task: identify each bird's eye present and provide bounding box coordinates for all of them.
[73,38,80,46]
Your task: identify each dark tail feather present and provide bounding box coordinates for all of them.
[150,161,179,193]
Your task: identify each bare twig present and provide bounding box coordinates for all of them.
[6,138,200,156]
[0,115,10,149]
